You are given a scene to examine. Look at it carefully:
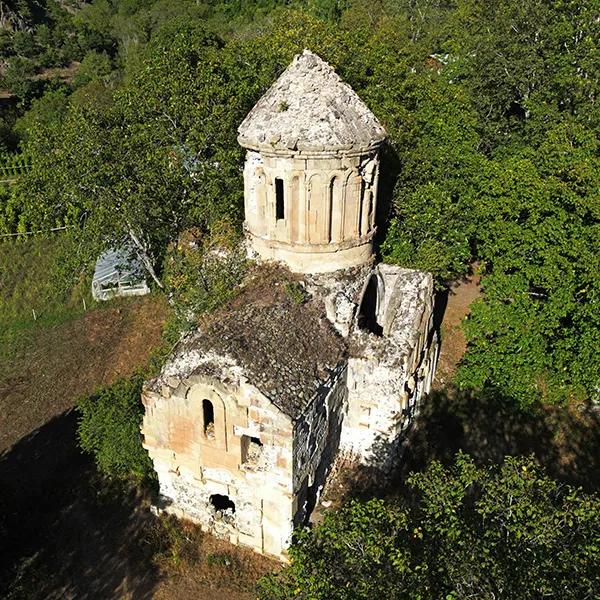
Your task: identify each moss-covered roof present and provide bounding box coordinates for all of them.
[201,300,345,417]
[164,268,346,419]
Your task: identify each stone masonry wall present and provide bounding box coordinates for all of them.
[142,371,296,559]
[243,149,379,274]
[291,364,347,526]
[340,266,439,469]
[141,262,440,559]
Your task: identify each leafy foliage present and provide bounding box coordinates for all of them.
[259,454,600,599]
[77,374,156,482]
[163,224,248,327]
[0,1,598,595]
[1,55,40,102]
[457,121,600,405]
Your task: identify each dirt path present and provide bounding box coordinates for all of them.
[433,272,482,387]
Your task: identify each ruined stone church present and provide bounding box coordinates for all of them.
[141,50,438,560]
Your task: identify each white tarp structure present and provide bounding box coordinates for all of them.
[92,245,150,301]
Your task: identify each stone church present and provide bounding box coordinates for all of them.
[141,50,438,560]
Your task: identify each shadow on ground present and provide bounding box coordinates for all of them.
[401,388,600,491]
[336,387,600,503]
[0,410,159,600]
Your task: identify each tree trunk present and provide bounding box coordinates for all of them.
[127,228,164,289]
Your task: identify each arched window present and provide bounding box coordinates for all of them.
[275,177,285,220]
[365,189,373,235]
[327,177,336,243]
[290,175,300,241]
[357,178,365,236]
[357,275,383,336]
[307,174,322,243]
[202,399,215,439]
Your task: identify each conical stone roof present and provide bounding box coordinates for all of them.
[238,50,386,153]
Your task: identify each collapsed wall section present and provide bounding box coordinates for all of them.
[341,265,439,469]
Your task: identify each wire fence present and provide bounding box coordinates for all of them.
[0,153,31,184]
[0,225,70,238]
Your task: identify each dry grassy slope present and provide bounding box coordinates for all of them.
[0,289,278,600]
[0,237,169,452]
[0,295,168,453]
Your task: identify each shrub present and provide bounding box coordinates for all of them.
[73,50,113,87]
[164,224,247,328]
[283,281,306,304]
[1,56,40,102]
[77,374,155,482]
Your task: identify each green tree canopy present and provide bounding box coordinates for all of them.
[4,1,598,408]
[458,121,600,406]
[259,454,600,600]
[14,20,270,286]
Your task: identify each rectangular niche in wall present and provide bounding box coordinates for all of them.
[241,435,264,469]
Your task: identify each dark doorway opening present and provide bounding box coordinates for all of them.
[357,275,383,336]
[209,494,235,513]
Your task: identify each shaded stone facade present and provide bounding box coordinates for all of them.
[141,50,439,561]
[343,266,438,467]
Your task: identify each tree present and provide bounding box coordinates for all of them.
[13,87,70,141]
[379,73,484,281]
[444,0,600,150]
[163,222,248,328]
[259,453,600,599]
[1,56,40,102]
[14,20,265,288]
[73,50,114,87]
[77,374,156,482]
[458,121,600,406]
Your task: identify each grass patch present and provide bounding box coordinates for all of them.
[141,515,204,569]
[0,235,92,364]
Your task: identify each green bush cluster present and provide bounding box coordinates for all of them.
[283,282,307,305]
[163,225,248,328]
[0,153,31,180]
[77,374,156,483]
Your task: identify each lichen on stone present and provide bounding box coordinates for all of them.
[238,49,386,153]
